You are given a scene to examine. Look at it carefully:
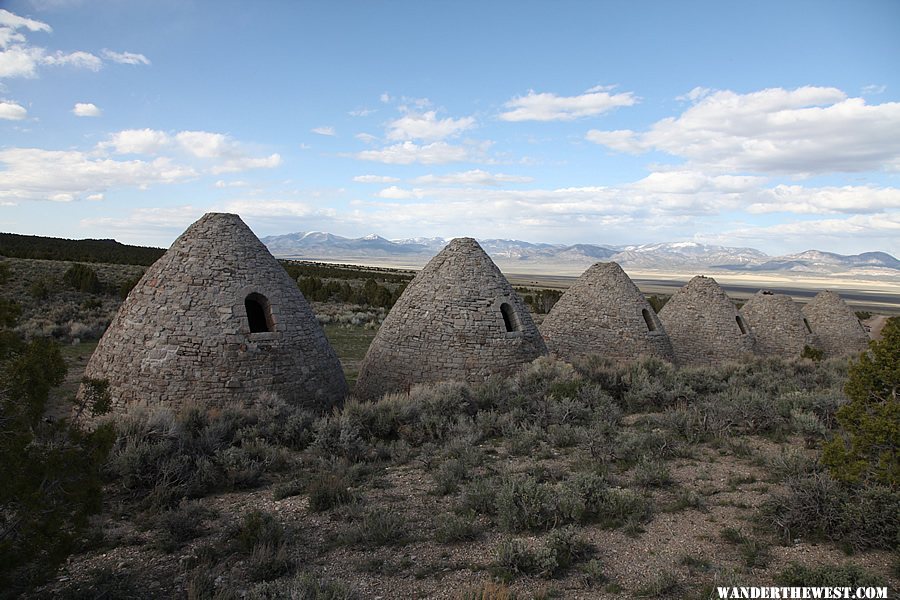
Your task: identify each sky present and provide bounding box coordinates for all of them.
[1,0,899,256]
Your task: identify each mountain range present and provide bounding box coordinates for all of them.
[260,231,900,277]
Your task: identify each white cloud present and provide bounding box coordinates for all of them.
[214,179,249,188]
[412,169,533,186]
[379,93,391,103]
[2,127,282,202]
[0,147,197,202]
[386,110,475,142]
[744,184,900,215]
[0,10,52,35]
[311,126,336,136]
[210,154,281,175]
[72,102,101,117]
[175,130,232,158]
[356,141,470,165]
[700,212,900,255]
[353,175,400,183]
[39,49,101,70]
[376,186,425,200]
[103,128,171,154]
[0,7,100,78]
[221,199,336,219]
[81,205,202,233]
[101,49,150,65]
[0,10,146,80]
[630,170,764,194]
[0,45,45,77]
[0,99,27,120]
[349,107,375,117]
[862,84,886,95]
[499,88,637,122]
[587,86,900,175]
[355,132,378,144]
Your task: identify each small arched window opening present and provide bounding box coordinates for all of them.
[245,293,274,333]
[500,302,520,333]
[736,315,748,335]
[802,318,812,334]
[642,308,657,332]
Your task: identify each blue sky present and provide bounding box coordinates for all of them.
[1,0,899,256]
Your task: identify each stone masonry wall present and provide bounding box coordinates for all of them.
[802,290,869,358]
[80,213,347,419]
[740,291,815,359]
[541,262,675,364]
[354,238,547,400]
[658,275,755,367]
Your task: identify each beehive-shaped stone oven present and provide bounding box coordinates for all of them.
[540,262,675,364]
[802,290,869,357]
[658,275,754,366]
[354,237,547,400]
[740,290,815,359]
[79,213,347,418]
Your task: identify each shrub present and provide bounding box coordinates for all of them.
[823,316,899,487]
[307,473,357,512]
[63,263,102,293]
[632,456,674,488]
[341,509,407,547]
[433,511,481,543]
[0,298,20,328]
[246,572,357,600]
[493,528,592,581]
[246,542,293,583]
[151,500,213,553]
[635,571,679,597]
[801,345,824,361]
[430,457,469,495]
[234,510,283,554]
[495,475,559,532]
[761,472,898,550]
[457,477,499,516]
[0,333,114,594]
[28,278,51,300]
[118,274,143,299]
[767,448,819,481]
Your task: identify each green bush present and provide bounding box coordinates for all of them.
[823,317,899,486]
[495,475,560,532]
[632,456,674,488]
[433,511,481,543]
[0,298,20,328]
[151,500,213,553]
[234,510,283,554]
[106,399,315,510]
[340,509,407,547]
[118,273,143,299]
[307,473,357,512]
[0,333,114,593]
[28,278,51,300]
[245,572,357,600]
[761,472,898,550]
[801,345,824,361]
[494,528,592,581]
[63,263,102,293]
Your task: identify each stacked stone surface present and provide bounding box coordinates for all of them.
[540,262,675,364]
[658,275,755,366]
[354,237,547,400]
[78,213,347,419]
[740,291,816,359]
[802,290,869,357]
